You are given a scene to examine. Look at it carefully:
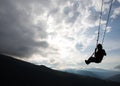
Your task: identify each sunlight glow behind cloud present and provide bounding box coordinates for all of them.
[27,0,116,69]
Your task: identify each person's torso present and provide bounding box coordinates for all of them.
[95,49,105,59]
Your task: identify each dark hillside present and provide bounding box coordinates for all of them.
[0,54,119,86]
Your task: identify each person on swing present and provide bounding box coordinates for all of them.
[85,44,106,65]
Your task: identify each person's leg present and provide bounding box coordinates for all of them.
[85,57,96,65]
[85,60,89,65]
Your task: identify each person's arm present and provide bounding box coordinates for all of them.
[93,48,97,57]
[91,48,97,57]
[95,48,97,54]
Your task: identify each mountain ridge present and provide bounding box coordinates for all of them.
[64,68,120,80]
[0,54,119,86]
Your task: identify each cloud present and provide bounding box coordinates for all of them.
[118,0,120,3]
[0,0,119,70]
[0,0,49,57]
[111,7,120,19]
[114,65,120,70]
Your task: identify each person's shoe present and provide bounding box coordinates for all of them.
[85,60,90,65]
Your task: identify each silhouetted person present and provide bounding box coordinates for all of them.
[85,44,106,65]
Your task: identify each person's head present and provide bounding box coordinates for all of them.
[97,44,102,50]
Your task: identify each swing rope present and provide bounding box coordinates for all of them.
[91,0,103,56]
[91,0,113,57]
[96,0,104,46]
[96,0,113,46]
[102,0,113,45]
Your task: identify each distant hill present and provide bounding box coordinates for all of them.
[64,68,120,81]
[0,54,119,86]
[64,69,99,78]
[86,68,120,79]
[108,74,120,83]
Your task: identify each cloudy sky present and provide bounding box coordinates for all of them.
[0,0,120,70]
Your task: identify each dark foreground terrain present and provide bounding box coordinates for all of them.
[0,54,119,86]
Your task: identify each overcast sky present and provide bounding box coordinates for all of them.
[0,0,120,70]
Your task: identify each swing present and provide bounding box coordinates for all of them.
[85,0,113,65]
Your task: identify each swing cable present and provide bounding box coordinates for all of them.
[92,0,113,56]
[102,0,113,45]
[91,0,104,57]
[96,0,104,47]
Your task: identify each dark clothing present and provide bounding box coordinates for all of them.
[85,49,106,64]
[94,49,106,62]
